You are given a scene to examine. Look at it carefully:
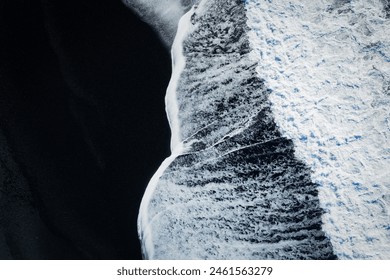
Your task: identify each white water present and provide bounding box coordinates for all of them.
[137,6,196,258]
[165,7,197,153]
[246,0,390,259]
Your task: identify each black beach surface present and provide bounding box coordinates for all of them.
[0,0,171,259]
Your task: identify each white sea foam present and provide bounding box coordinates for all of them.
[137,154,177,259]
[246,0,390,259]
[138,6,196,258]
[165,7,197,153]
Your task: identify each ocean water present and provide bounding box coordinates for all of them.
[139,0,335,259]
[246,0,390,259]
[138,0,389,259]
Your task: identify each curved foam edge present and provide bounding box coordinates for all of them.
[137,6,196,259]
